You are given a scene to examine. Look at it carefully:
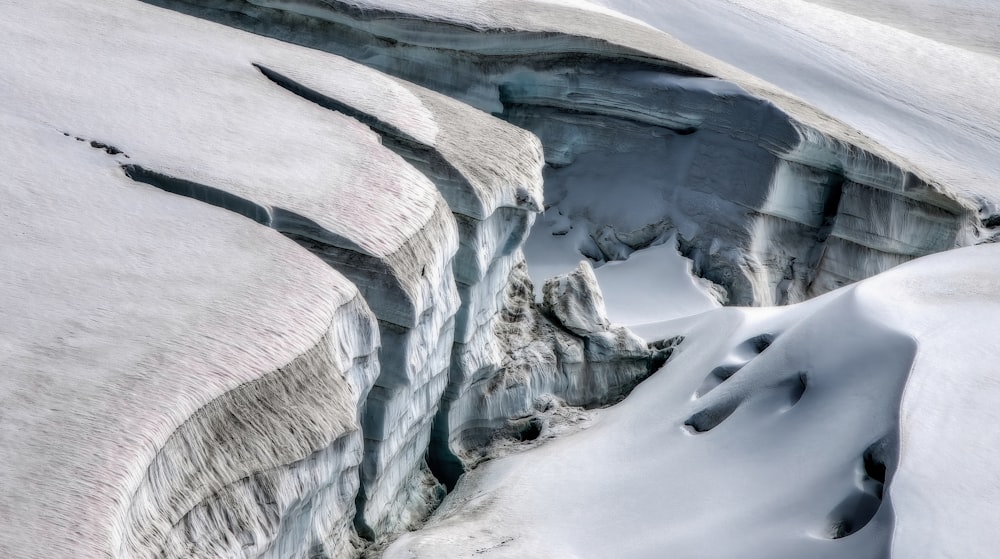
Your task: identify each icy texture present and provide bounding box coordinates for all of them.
[591,0,1000,215]
[805,0,1000,58]
[430,258,653,484]
[164,0,975,307]
[0,115,379,559]
[246,52,563,503]
[0,0,466,543]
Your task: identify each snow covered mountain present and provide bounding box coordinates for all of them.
[1,0,998,558]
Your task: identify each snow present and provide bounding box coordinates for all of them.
[0,0,463,544]
[167,0,980,309]
[591,241,722,327]
[805,0,1000,58]
[0,114,379,559]
[386,243,1000,559]
[5,0,1000,557]
[589,0,1000,204]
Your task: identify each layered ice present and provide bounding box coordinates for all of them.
[162,0,975,308]
[431,259,653,485]
[590,0,1000,212]
[0,115,379,559]
[0,0,464,543]
[6,1,1000,558]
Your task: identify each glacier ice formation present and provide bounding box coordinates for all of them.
[3,0,1000,558]
[0,114,380,559]
[148,0,977,307]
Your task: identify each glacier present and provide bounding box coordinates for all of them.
[0,113,380,559]
[150,0,978,307]
[384,243,1000,559]
[2,0,1000,558]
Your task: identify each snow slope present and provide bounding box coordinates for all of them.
[591,0,1000,208]
[386,243,1000,559]
[0,114,379,559]
[805,0,1000,58]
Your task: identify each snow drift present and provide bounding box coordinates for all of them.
[385,242,1000,559]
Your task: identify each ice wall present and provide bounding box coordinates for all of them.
[159,0,975,306]
[120,94,463,541]
[0,0,463,548]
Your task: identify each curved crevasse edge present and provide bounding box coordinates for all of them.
[118,297,379,559]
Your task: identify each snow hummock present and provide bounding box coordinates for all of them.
[386,243,1000,559]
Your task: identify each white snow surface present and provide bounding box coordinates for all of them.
[386,243,1000,559]
[805,0,1000,58]
[0,114,379,559]
[592,241,722,326]
[588,0,1000,203]
[5,0,1000,557]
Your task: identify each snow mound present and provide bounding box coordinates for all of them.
[387,243,1000,559]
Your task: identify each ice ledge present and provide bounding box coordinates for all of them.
[0,115,380,559]
[163,0,978,309]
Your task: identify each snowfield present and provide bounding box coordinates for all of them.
[2,0,1000,558]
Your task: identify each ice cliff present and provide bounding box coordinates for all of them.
[0,114,380,559]
[0,0,652,554]
[2,0,998,558]
[150,0,977,307]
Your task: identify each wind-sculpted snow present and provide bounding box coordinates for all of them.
[155,0,974,308]
[388,243,1000,559]
[804,0,1000,58]
[385,252,922,559]
[592,0,1000,212]
[0,115,379,559]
